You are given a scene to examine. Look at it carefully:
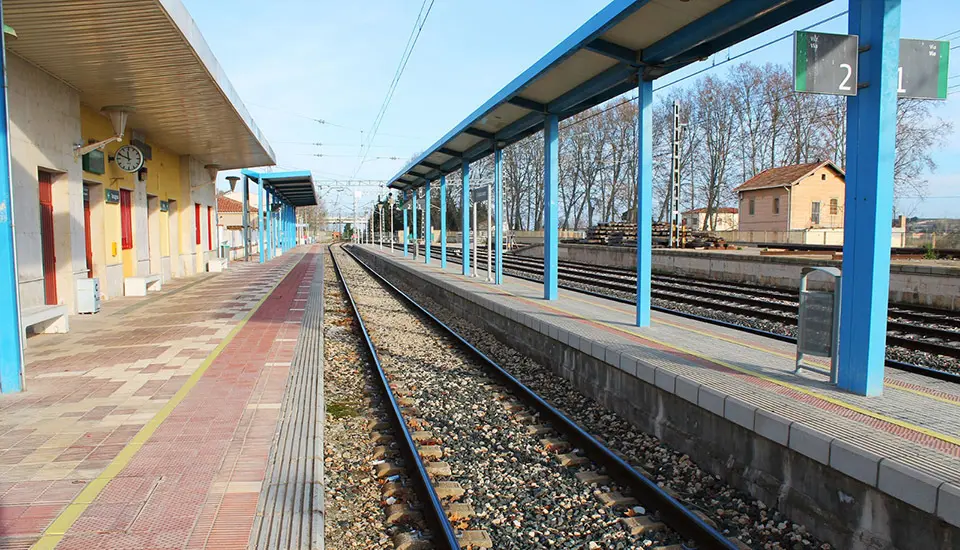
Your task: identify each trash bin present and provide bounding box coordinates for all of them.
[795,266,841,383]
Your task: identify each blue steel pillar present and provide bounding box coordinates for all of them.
[543,114,559,300]
[267,192,274,260]
[402,192,409,257]
[461,162,470,276]
[258,180,265,263]
[494,148,503,285]
[440,176,447,269]
[0,5,24,394]
[412,190,418,256]
[425,180,432,265]
[636,78,654,327]
[837,0,900,396]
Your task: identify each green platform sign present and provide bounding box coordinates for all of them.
[795,31,951,99]
[794,31,860,96]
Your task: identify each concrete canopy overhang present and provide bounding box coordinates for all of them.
[242,170,317,207]
[2,0,276,170]
[387,0,831,193]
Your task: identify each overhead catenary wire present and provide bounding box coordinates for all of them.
[355,0,436,175]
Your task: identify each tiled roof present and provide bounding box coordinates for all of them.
[217,195,256,214]
[733,160,843,193]
[682,207,739,214]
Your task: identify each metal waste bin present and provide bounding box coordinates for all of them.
[795,266,841,383]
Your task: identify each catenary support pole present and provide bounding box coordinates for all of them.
[0,2,24,393]
[837,0,901,396]
[494,148,503,285]
[440,175,447,269]
[636,77,654,327]
[461,162,470,277]
[258,180,265,263]
[390,198,395,253]
[379,205,383,250]
[543,114,559,300]
[425,180,431,265]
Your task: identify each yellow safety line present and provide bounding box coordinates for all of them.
[31,256,302,550]
[425,266,960,448]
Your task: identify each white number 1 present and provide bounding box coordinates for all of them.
[898,67,907,93]
[839,63,853,91]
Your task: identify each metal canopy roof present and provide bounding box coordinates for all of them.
[3,0,276,170]
[242,170,317,207]
[388,0,830,192]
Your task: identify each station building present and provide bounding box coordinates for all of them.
[2,0,275,327]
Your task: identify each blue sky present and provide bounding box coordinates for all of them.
[183,0,960,219]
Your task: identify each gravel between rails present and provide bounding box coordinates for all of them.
[334,247,676,550]
[323,250,406,549]
[364,254,831,550]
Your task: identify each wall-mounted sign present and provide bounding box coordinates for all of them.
[105,189,120,204]
[82,149,106,175]
[898,39,950,99]
[160,200,169,212]
[794,31,860,96]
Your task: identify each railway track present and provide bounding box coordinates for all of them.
[382,242,960,381]
[332,244,741,549]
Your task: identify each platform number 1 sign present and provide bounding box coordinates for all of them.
[794,31,950,100]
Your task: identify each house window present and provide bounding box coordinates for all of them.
[829,198,839,215]
[773,197,780,215]
[811,201,821,224]
[749,199,755,216]
[120,189,133,250]
[821,174,827,180]
[195,203,201,245]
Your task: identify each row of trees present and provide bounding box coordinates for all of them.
[387,61,951,233]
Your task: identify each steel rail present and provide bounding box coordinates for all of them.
[344,244,738,550]
[327,245,461,549]
[388,242,960,383]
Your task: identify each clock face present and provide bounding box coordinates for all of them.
[115,145,144,173]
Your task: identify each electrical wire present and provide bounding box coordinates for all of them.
[356,0,436,175]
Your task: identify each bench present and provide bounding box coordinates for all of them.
[124,274,162,296]
[207,258,228,273]
[22,304,69,335]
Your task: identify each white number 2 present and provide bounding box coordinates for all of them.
[839,63,853,91]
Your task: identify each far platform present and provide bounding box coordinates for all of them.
[353,243,960,550]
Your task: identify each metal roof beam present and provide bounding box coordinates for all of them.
[507,96,548,112]
[584,38,639,66]
[438,147,464,158]
[420,160,443,170]
[497,111,546,143]
[463,127,495,140]
[548,62,636,114]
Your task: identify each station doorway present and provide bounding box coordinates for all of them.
[38,170,57,304]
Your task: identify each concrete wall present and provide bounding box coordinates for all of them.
[515,244,960,311]
[8,54,85,313]
[353,246,958,550]
[178,157,216,276]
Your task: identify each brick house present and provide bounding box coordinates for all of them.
[734,160,845,231]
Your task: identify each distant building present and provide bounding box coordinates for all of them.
[217,195,258,260]
[734,160,845,231]
[682,207,739,231]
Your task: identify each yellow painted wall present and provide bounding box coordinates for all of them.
[80,106,183,282]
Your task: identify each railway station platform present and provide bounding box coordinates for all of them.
[0,246,323,550]
[352,244,960,550]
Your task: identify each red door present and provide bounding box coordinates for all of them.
[38,171,57,305]
[83,186,94,277]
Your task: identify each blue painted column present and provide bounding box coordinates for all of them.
[0,5,24,393]
[258,180,265,263]
[402,192,409,257]
[543,114,559,300]
[412,190,418,256]
[267,192,274,260]
[636,78,654,327]
[837,0,900,396]
[440,176,447,269]
[494,148,503,285]
[461,162,470,276]
[425,180,432,265]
